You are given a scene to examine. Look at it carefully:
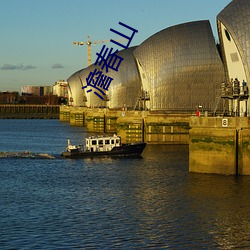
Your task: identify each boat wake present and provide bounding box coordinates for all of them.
[0,151,55,159]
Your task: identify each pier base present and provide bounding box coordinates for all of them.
[59,106,190,144]
[189,117,250,175]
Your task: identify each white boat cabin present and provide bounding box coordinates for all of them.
[85,135,121,152]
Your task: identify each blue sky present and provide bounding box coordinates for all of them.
[0,0,231,92]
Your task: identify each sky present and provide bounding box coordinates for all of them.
[0,0,232,92]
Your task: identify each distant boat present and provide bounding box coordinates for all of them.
[61,134,146,158]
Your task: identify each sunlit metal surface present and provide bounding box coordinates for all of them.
[76,46,141,109]
[217,0,250,83]
[67,69,86,106]
[217,0,250,115]
[133,20,225,111]
[79,64,107,108]
[103,46,141,109]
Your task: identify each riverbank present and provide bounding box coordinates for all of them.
[0,104,59,119]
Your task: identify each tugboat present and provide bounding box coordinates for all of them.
[62,134,146,158]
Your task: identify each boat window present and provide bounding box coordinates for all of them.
[98,140,103,145]
[111,139,114,144]
[92,140,97,145]
[105,140,110,144]
[116,139,120,144]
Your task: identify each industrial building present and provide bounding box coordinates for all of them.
[21,86,53,96]
[0,92,19,104]
[52,80,68,98]
[20,84,63,105]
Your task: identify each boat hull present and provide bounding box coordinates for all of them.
[62,142,146,159]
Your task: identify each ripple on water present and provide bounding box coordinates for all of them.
[0,120,250,249]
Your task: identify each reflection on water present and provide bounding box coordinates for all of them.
[0,120,250,249]
[186,174,250,249]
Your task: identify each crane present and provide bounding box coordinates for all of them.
[73,35,126,66]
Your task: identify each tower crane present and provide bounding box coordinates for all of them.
[73,35,126,66]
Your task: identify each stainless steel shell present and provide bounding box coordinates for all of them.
[133,20,225,111]
[101,46,141,109]
[67,69,86,106]
[68,21,226,111]
[217,0,250,84]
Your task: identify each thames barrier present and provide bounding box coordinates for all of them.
[62,0,250,175]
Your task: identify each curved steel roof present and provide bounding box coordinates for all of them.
[133,20,225,111]
[67,69,86,106]
[79,64,107,108]
[217,0,250,83]
[75,46,141,109]
[102,46,141,109]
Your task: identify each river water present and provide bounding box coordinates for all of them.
[0,119,250,249]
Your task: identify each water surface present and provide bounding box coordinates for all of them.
[0,120,250,249]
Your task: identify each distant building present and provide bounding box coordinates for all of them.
[21,86,53,96]
[20,85,59,105]
[0,92,19,104]
[22,95,59,105]
[43,86,53,96]
[21,86,40,96]
[52,80,68,98]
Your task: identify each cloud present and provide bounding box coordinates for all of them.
[51,63,64,69]
[23,64,36,70]
[1,63,36,70]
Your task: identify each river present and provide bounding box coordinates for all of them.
[0,119,249,249]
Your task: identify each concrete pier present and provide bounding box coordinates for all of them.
[145,113,189,144]
[189,117,250,175]
[59,105,72,122]
[60,106,250,175]
[59,106,190,144]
